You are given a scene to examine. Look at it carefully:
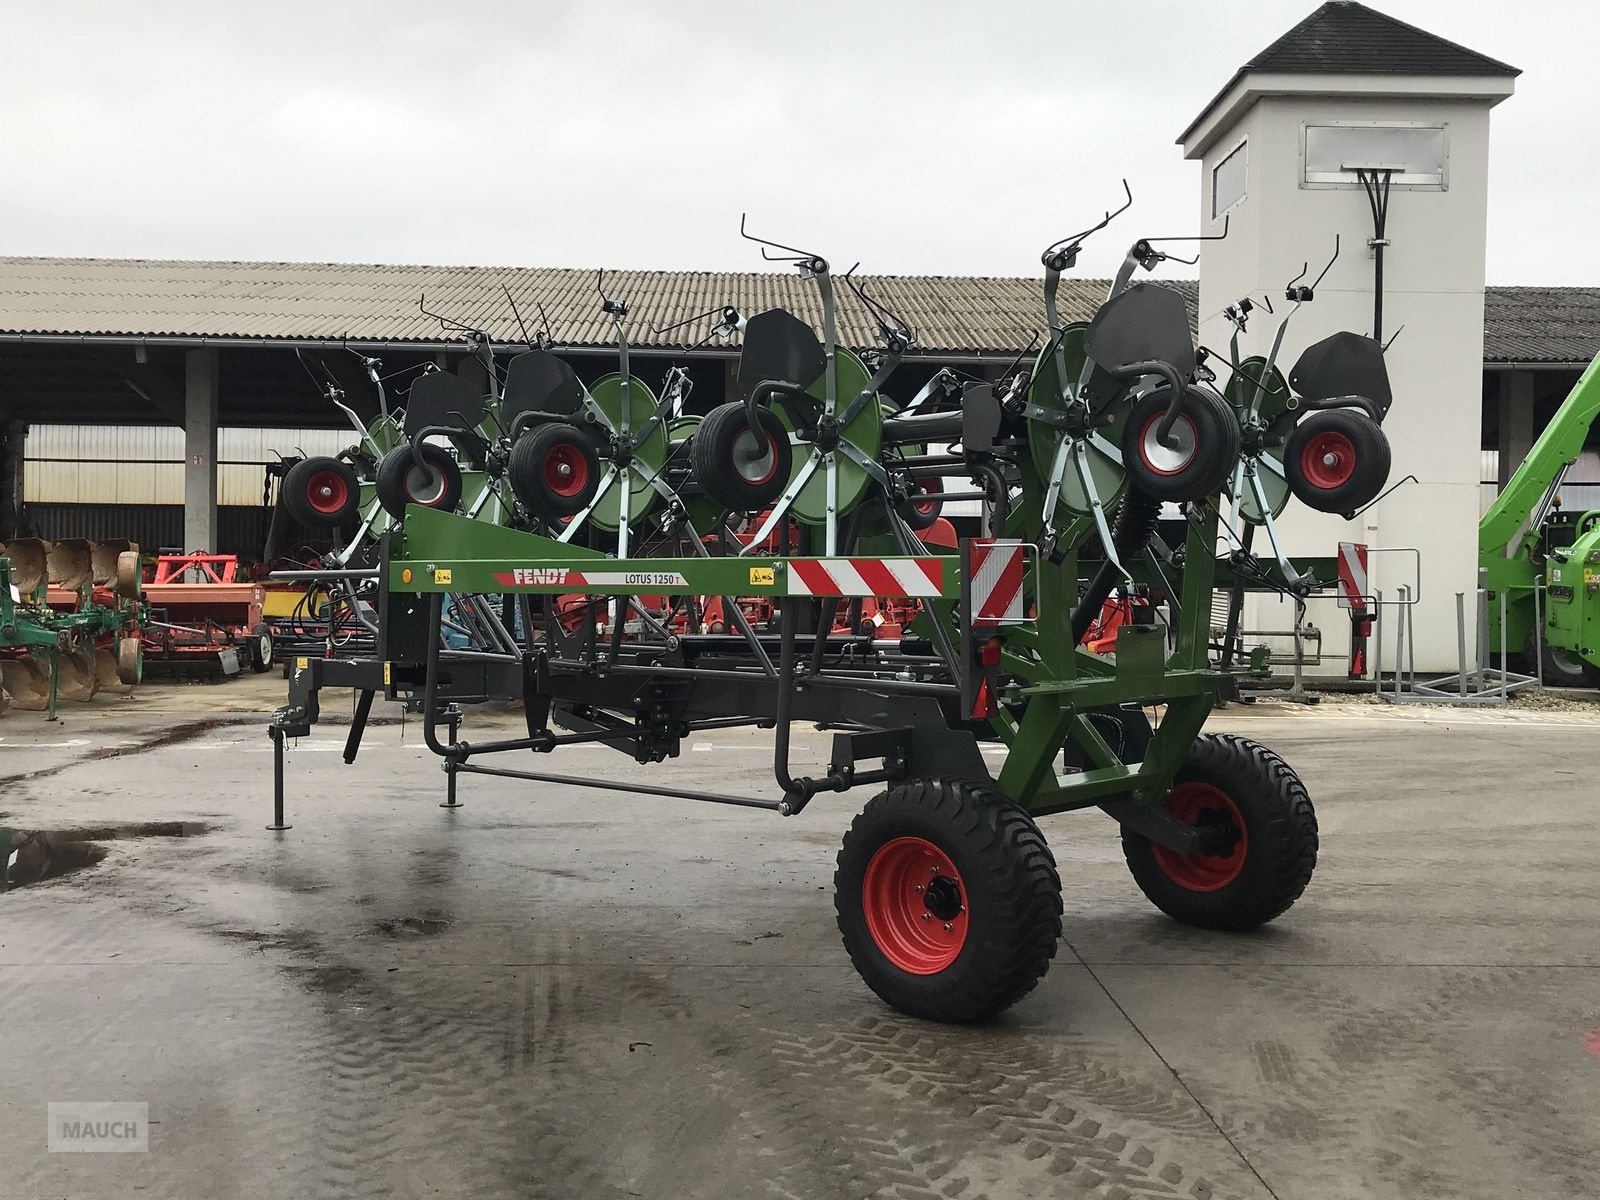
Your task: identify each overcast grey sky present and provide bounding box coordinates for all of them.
[2,0,1593,282]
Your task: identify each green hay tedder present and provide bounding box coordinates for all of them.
[268,194,1395,1021]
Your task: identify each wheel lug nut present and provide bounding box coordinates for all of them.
[921,912,930,921]
[943,923,952,932]
[915,884,924,892]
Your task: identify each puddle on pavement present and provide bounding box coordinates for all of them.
[1,820,213,891]
[371,914,453,938]
[0,719,224,788]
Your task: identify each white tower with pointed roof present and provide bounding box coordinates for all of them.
[1181,0,1517,674]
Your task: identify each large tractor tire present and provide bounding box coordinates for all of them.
[1122,733,1317,930]
[835,778,1062,1023]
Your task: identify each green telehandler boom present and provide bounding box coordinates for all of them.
[1481,351,1600,685]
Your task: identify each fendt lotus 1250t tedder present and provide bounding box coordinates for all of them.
[265,194,1395,1022]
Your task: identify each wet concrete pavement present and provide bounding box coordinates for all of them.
[1,692,1598,1199]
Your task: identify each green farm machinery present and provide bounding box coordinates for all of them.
[1482,351,1600,686]
[0,538,145,718]
[269,198,1395,1021]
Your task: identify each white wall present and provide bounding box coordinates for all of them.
[23,425,349,507]
[1194,91,1500,674]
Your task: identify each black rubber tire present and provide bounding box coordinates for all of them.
[836,778,1062,1023]
[375,444,463,520]
[691,402,792,512]
[1123,733,1317,930]
[507,422,603,518]
[281,456,360,528]
[1284,409,1390,514]
[247,622,274,673]
[1521,625,1591,688]
[899,475,944,531]
[1120,385,1240,502]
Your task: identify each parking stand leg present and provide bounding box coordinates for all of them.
[440,704,463,810]
[267,726,292,831]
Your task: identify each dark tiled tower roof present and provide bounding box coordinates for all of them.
[1245,1,1519,76]
[1181,2,1519,144]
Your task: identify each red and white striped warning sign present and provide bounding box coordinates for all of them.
[1336,542,1368,610]
[969,539,1027,626]
[787,557,945,598]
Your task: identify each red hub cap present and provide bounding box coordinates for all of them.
[306,469,349,515]
[1153,782,1247,892]
[544,442,590,497]
[1300,430,1357,490]
[912,476,943,515]
[862,836,968,974]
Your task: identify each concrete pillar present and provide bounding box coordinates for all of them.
[183,347,219,554]
[1497,370,1536,490]
[0,419,26,541]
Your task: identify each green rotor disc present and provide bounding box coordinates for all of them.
[585,373,667,531]
[1026,325,1127,517]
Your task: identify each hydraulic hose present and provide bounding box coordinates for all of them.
[1069,488,1162,645]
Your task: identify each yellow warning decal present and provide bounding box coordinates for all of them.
[295,657,310,670]
[434,568,453,585]
[384,662,392,685]
[749,566,775,587]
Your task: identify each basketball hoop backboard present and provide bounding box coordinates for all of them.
[1302,122,1448,188]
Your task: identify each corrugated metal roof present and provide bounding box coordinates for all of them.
[1483,286,1600,365]
[0,256,1136,359]
[2,256,1588,366]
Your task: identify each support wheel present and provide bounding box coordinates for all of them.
[117,637,144,686]
[1120,386,1239,502]
[247,622,275,673]
[899,475,944,531]
[282,456,360,528]
[1123,733,1317,930]
[691,403,792,512]
[375,444,463,519]
[836,778,1062,1023]
[114,550,141,598]
[508,422,602,518]
[1284,409,1390,514]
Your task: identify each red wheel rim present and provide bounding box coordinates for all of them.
[1299,430,1356,490]
[1152,782,1247,892]
[543,442,590,498]
[1138,413,1198,476]
[405,462,449,506]
[305,469,349,515]
[862,836,968,974]
[912,476,943,516]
